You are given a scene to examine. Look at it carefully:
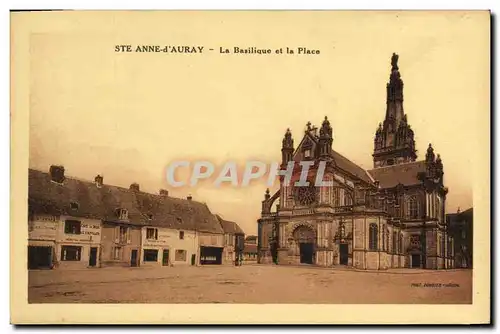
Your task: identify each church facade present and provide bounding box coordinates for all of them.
[257,54,453,270]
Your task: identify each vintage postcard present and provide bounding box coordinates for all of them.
[10,10,490,324]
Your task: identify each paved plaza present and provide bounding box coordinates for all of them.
[28,264,472,304]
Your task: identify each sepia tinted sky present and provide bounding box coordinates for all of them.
[28,11,489,234]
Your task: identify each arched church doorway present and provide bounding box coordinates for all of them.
[293,225,316,265]
[410,254,421,268]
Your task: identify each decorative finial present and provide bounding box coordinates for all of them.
[426,143,435,163]
[306,121,312,131]
[391,53,399,70]
[282,128,294,148]
[264,188,271,200]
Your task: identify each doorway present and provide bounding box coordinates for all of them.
[162,249,170,266]
[411,254,421,268]
[89,247,97,267]
[299,243,314,264]
[200,247,223,265]
[293,225,316,265]
[339,243,349,265]
[28,246,53,269]
[130,249,138,267]
[191,254,196,266]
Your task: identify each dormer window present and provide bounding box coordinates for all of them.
[147,214,153,220]
[304,149,311,158]
[116,208,128,220]
[70,201,79,210]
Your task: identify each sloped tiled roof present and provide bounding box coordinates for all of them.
[216,215,245,235]
[28,169,146,224]
[367,161,426,189]
[135,191,224,234]
[294,132,373,185]
[28,168,224,234]
[331,150,373,184]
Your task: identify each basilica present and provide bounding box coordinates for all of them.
[257,53,453,270]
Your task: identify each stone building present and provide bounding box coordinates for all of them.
[258,53,452,270]
[99,181,145,268]
[447,208,473,268]
[216,215,245,265]
[28,166,240,269]
[135,190,206,267]
[28,167,103,269]
[243,237,258,263]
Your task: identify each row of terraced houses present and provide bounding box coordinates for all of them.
[27,165,246,270]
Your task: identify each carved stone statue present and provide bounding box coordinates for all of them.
[391,52,399,69]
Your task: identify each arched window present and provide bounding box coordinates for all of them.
[333,188,340,207]
[345,192,353,206]
[386,228,390,252]
[440,235,445,257]
[382,228,385,251]
[393,231,398,253]
[369,224,378,250]
[407,196,419,219]
[436,196,442,221]
[399,233,404,254]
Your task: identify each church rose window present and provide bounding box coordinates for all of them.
[296,185,318,206]
[369,224,378,250]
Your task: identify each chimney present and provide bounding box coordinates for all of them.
[159,189,169,197]
[130,183,140,192]
[187,194,192,201]
[49,165,65,183]
[95,174,103,188]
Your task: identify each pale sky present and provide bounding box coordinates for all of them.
[27,11,489,235]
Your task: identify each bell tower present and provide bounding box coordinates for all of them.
[373,53,417,168]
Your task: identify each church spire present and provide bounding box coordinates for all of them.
[372,53,417,168]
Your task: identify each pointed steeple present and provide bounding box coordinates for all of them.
[387,53,404,102]
[372,53,417,168]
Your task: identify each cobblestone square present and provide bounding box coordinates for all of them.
[28,265,472,304]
